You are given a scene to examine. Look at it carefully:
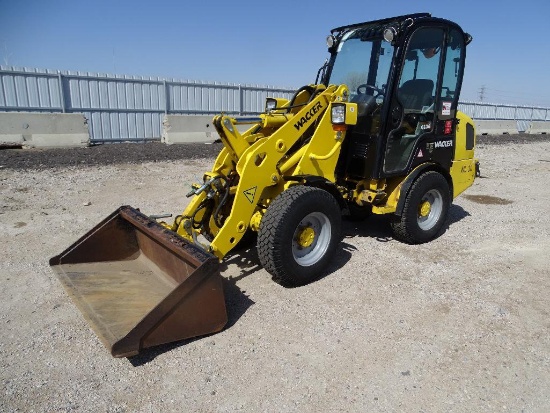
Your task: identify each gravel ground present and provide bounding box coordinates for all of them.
[1,135,549,412]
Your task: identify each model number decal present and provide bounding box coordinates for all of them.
[294,102,323,131]
[434,140,453,148]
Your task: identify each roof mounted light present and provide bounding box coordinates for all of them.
[326,35,336,48]
[383,27,397,43]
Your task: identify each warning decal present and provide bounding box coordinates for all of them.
[243,186,257,204]
[442,101,452,116]
[417,149,424,158]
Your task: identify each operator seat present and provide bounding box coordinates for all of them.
[398,79,434,111]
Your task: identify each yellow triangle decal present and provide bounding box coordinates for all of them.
[243,186,257,204]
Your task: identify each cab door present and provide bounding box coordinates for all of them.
[382,27,448,176]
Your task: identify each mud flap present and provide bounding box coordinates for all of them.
[49,206,227,358]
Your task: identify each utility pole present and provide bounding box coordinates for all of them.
[478,85,486,102]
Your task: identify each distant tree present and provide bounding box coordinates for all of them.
[342,72,368,92]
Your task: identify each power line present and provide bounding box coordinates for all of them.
[483,87,550,103]
[474,85,550,107]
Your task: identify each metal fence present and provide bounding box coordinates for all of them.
[458,102,550,132]
[1,66,549,141]
[0,66,295,142]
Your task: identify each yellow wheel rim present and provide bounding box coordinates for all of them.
[419,201,431,217]
[297,227,315,248]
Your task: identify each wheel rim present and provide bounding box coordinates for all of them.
[292,212,332,266]
[417,189,443,231]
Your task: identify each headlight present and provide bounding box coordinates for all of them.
[265,98,277,112]
[331,103,346,124]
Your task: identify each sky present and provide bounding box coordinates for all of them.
[1,0,550,107]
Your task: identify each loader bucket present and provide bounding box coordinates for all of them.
[49,206,227,358]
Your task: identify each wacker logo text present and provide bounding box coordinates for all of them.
[434,140,453,148]
[294,102,323,131]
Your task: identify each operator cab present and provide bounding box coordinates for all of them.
[323,13,471,181]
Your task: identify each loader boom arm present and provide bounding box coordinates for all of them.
[173,84,357,259]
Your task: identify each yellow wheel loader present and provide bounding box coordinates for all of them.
[50,13,478,357]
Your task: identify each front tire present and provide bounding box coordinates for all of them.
[391,171,451,244]
[257,186,342,287]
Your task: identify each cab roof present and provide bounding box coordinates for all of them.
[331,13,432,34]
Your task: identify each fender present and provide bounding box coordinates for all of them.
[285,175,348,213]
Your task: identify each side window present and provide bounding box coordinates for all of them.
[397,27,445,113]
[439,29,464,118]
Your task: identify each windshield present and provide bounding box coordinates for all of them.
[328,29,394,99]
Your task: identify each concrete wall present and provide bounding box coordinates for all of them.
[162,115,249,144]
[527,121,550,134]
[475,120,518,135]
[162,115,217,144]
[0,112,90,147]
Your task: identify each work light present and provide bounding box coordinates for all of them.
[265,98,277,112]
[331,103,346,124]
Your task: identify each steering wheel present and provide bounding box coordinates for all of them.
[356,84,384,96]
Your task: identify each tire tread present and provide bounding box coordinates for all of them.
[257,186,341,287]
[391,171,450,244]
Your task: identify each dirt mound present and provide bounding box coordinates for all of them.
[0,141,222,170]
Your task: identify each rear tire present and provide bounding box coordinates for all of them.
[391,171,450,244]
[257,186,342,287]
